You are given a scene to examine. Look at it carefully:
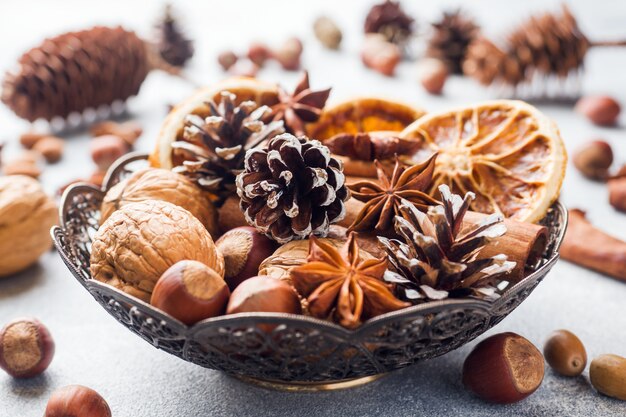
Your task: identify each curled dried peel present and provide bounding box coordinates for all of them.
[399,100,566,223]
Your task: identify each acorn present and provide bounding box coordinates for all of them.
[590,354,626,401]
[44,385,111,417]
[462,332,544,404]
[215,226,278,290]
[226,276,302,330]
[0,318,55,378]
[150,260,230,325]
[544,329,587,377]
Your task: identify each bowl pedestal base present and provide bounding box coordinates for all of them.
[232,373,387,392]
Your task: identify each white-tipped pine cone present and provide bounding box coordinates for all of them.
[236,133,349,244]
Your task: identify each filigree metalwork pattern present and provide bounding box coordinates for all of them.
[51,153,567,383]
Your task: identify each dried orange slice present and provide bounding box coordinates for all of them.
[306,97,425,141]
[150,77,279,169]
[399,100,566,223]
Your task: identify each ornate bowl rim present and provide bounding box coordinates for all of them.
[53,152,567,337]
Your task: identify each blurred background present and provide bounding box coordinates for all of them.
[1,1,625,416]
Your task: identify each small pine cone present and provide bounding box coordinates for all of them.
[155,4,194,68]
[1,26,150,122]
[237,134,349,244]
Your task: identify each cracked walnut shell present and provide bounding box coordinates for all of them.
[0,175,57,277]
[100,168,218,237]
[90,200,224,302]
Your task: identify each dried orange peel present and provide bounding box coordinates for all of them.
[306,97,425,141]
[150,77,279,169]
[399,100,567,223]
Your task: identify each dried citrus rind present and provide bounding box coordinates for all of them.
[306,97,425,141]
[399,100,566,223]
[150,77,279,169]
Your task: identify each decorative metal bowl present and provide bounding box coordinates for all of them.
[52,153,567,390]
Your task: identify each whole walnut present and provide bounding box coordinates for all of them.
[100,168,218,237]
[90,200,224,302]
[0,175,57,277]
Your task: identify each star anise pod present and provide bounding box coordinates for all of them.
[290,232,410,329]
[348,154,439,234]
[325,132,421,161]
[269,71,331,136]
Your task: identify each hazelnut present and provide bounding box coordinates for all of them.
[361,34,401,77]
[0,318,54,378]
[33,136,64,163]
[575,95,621,126]
[544,329,587,377]
[274,37,303,71]
[218,50,238,71]
[228,60,260,78]
[90,134,130,171]
[609,178,626,212]
[313,16,342,50]
[151,260,230,324]
[0,175,57,277]
[462,332,544,404]
[572,140,613,181]
[247,42,271,66]
[89,170,106,188]
[100,168,219,236]
[227,276,302,316]
[44,385,111,417]
[91,120,143,146]
[216,226,278,290]
[90,200,224,303]
[19,131,47,149]
[590,354,626,401]
[418,59,448,95]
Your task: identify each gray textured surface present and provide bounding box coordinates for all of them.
[2,0,626,416]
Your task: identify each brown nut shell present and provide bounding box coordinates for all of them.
[33,136,64,163]
[463,332,544,404]
[0,318,55,378]
[0,175,57,277]
[90,200,224,303]
[45,385,111,417]
[90,134,129,171]
[543,329,587,377]
[575,96,621,126]
[100,168,218,236]
[572,140,613,181]
[227,276,302,316]
[216,227,278,290]
[151,260,230,325]
[91,120,142,146]
[590,354,626,401]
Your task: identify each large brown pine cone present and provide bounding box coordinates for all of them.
[237,134,349,244]
[1,26,150,122]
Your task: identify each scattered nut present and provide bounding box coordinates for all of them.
[463,332,544,404]
[544,329,587,376]
[19,132,47,149]
[274,37,303,71]
[418,58,448,95]
[218,50,238,71]
[33,136,64,163]
[91,120,142,146]
[361,34,401,76]
[609,177,626,212]
[590,354,626,401]
[575,95,621,126]
[227,276,302,318]
[0,176,57,277]
[247,42,271,66]
[572,140,613,181]
[228,60,259,78]
[2,159,41,178]
[101,168,219,236]
[44,385,111,417]
[151,260,230,325]
[216,227,278,290]
[313,16,342,49]
[0,318,54,378]
[90,200,224,302]
[90,134,129,171]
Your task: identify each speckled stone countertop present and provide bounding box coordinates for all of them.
[2,0,626,415]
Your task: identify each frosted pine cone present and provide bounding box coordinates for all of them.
[236,134,349,243]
